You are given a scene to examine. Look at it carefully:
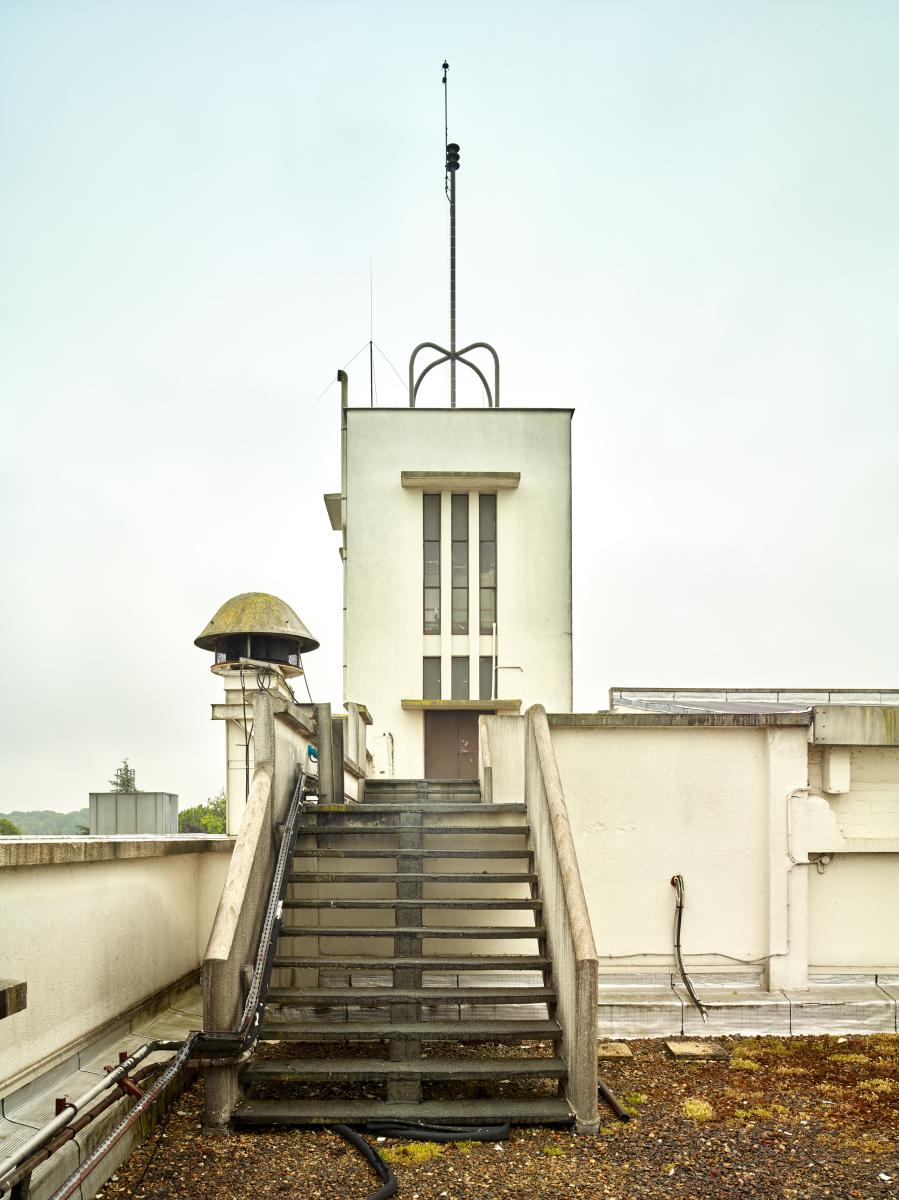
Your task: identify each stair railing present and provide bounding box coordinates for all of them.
[202,690,316,1126]
[523,704,599,1133]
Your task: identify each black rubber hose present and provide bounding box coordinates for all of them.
[359,1121,510,1143]
[597,1078,631,1123]
[671,874,709,1022]
[329,1125,397,1200]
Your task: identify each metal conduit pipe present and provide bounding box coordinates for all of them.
[0,1062,165,1198]
[46,1036,198,1200]
[0,1041,183,1192]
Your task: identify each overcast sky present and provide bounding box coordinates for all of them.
[2,0,898,813]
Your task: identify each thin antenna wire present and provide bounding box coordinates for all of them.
[373,342,406,390]
[369,253,374,407]
[313,341,369,403]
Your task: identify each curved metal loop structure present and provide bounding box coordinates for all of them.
[409,340,500,408]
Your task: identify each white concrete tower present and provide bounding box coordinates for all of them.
[325,396,573,779]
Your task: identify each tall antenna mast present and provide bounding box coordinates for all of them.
[444,61,458,408]
[408,61,500,409]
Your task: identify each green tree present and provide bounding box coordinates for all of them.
[179,789,226,834]
[0,817,22,835]
[109,759,137,793]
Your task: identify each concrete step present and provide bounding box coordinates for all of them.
[298,824,531,837]
[233,1097,573,1127]
[243,1057,566,1083]
[282,899,542,911]
[302,804,526,816]
[259,1018,562,1043]
[265,986,554,1005]
[292,848,532,859]
[280,925,545,939]
[365,779,481,793]
[289,872,537,884]
[271,955,551,971]
[360,782,480,801]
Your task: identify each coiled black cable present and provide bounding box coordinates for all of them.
[359,1121,510,1143]
[329,1125,397,1200]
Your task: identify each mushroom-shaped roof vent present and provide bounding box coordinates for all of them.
[195,592,320,665]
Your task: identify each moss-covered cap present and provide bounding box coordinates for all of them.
[194,592,320,654]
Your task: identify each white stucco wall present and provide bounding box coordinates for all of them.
[808,855,899,969]
[0,843,232,1093]
[498,716,899,983]
[550,724,773,969]
[342,408,573,778]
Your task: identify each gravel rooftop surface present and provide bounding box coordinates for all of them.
[96,1033,898,1200]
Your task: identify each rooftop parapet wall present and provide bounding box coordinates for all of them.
[540,716,899,987]
[0,838,233,1097]
[486,707,899,998]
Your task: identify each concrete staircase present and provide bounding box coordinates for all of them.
[232,778,573,1128]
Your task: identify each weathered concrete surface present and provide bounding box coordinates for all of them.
[0,836,232,869]
[524,705,598,1133]
[596,1042,632,1059]
[665,1040,727,1060]
[814,706,899,746]
[550,711,812,729]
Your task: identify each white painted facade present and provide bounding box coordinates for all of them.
[483,708,899,990]
[329,405,573,778]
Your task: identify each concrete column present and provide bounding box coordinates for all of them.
[331,716,345,804]
[766,728,811,991]
[315,703,334,805]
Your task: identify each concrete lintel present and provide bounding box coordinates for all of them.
[400,470,521,490]
[401,699,521,712]
[0,836,234,869]
[550,711,812,730]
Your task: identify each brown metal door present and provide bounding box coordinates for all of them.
[424,711,480,779]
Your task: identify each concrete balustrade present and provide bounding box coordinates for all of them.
[523,705,599,1133]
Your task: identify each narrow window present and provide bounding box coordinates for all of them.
[479,493,497,634]
[479,656,493,701]
[423,656,442,700]
[451,656,470,700]
[451,493,469,634]
[423,494,441,633]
